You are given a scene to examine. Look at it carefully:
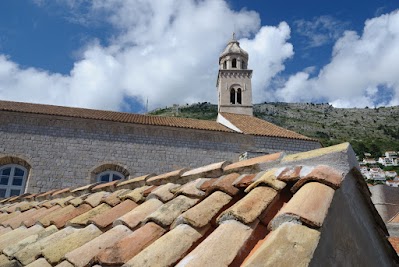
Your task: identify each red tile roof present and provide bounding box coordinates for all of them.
[0,143,396,266]
[220,112,317,141]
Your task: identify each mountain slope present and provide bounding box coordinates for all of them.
[149,102,399,157]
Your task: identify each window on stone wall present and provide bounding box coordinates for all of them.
[232,58,237,68]
[230,88,236,104]
[0,164,28,198]
[237,88,242,104]
[223,60,227,69]
[96,170,124,183]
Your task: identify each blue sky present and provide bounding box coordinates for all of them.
[0,0,398,112]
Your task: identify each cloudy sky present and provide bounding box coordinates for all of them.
[0,0,398,112]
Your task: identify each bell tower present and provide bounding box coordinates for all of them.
[217,33,253,116]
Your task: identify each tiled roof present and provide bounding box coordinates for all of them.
[0,100,231,132]
[220,112,317,141]
[0,143,397,266]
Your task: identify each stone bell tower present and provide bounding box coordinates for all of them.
[217,33,253,116]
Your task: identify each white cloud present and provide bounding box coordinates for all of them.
[0,0,294,111]
[276,10,399,108]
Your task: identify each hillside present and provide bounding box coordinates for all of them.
[149,102,399,158]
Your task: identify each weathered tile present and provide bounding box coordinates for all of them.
[65,225,131,267]
[84,191,110,207]
[0,254,19,267]
[233,174,256,188]
[181,161,230,180]
[70,183,99,196]
[15,201,38,212]
[198,178,218,191]
[242,222,320,267]
[145,195,198,228]
[3,225,58,257]
[147,183,180,202]
[42,224,102,265]
[51,188,71,198]
[245,169,286,192]
[14,227,77,265]
[35,190,59,202]
[68,203,111,227]
[48,204,92,228]
[276,166,302,182]
[223,152,282,174]
[90,200,138,229]
[54,261,74,267]
[114,198,163,229]
[146,168,190,186]
[174,191,232,228]
[0,211,21,224]
[173,179,208,198]
[291,165,344,192]
[48,195,75,207]
[116,174,156,190]
[91,180,120,192]
[25,257,52,267]
[270,182,335,230]
[66,194,89,207]
[101,189,131,206]
[0,226,12,236]
[176,220,257,267]
[121,186,152,203]
[218,186,278,224]
[206,173,241,196]
[124,224,205,267]
[2,208,38,229]
[282,142,350,163]
[0,225,44,251]
[97,222,165,266]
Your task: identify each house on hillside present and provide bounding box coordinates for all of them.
[379,151,399,167]
[0,36,320,197]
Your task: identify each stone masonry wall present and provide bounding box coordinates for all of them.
[0,111,321,193]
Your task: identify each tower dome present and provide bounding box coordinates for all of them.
[217,34,253,116]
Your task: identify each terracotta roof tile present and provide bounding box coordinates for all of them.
[35,190,59,201]
[223,152,282,174]
[206,173,241,196]
[3,225,58,257]
[282,142,350,163]
[22,206,61,228]
[124,224,207,267]
[89,199,138,229]
[2,208,38,229]
[91,180,120,192]
[270,182,335,230]
[276,165,303,182]
[389,237,399,255]
[14,226,77,265]
[146,168,190,186]
[176,220,257,267]
[218,186,278,225]
[65,225,131,267]
[83,191,110,207]
[116,174,156,190]
[0,225,44,251]
[41,224,102,265]
[97,222,165,266]
[0,100,232,132]
[50,204,92,229]
[68,203,111,227]
[173,178,208,198]
[55,261,74,267]
[0,226,12,236]
[121,185,153,203]
[0,211,21,224]
[291,165,344,192]
[242,222,320,267]
[70,183,99,196]
[114,198,163,229]
[51,188,71,198]
[145,195,198,228]
[147,183,180,202]
[100,189,130,206]
[181,161,231,180]
[25,257,52,267]
[0,254,20,267]
[245,169,286,192]
[220,112,315,140]
[173,191,232,229]
[233,173,256,188]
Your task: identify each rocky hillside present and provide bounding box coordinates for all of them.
[149,102,399,158]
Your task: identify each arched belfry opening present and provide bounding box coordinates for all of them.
[217,33,253,116]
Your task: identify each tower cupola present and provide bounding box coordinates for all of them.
[217,34,253,116]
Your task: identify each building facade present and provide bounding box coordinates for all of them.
[0,38,321,196]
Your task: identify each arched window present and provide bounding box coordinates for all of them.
[230,88,236,104]
[0,164,28,198]
[223,61,227,69]
[97,170,124,183]
[237,88,242,104]
[232,58,237,68]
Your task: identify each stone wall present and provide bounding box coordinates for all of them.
[0,111,321,193]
